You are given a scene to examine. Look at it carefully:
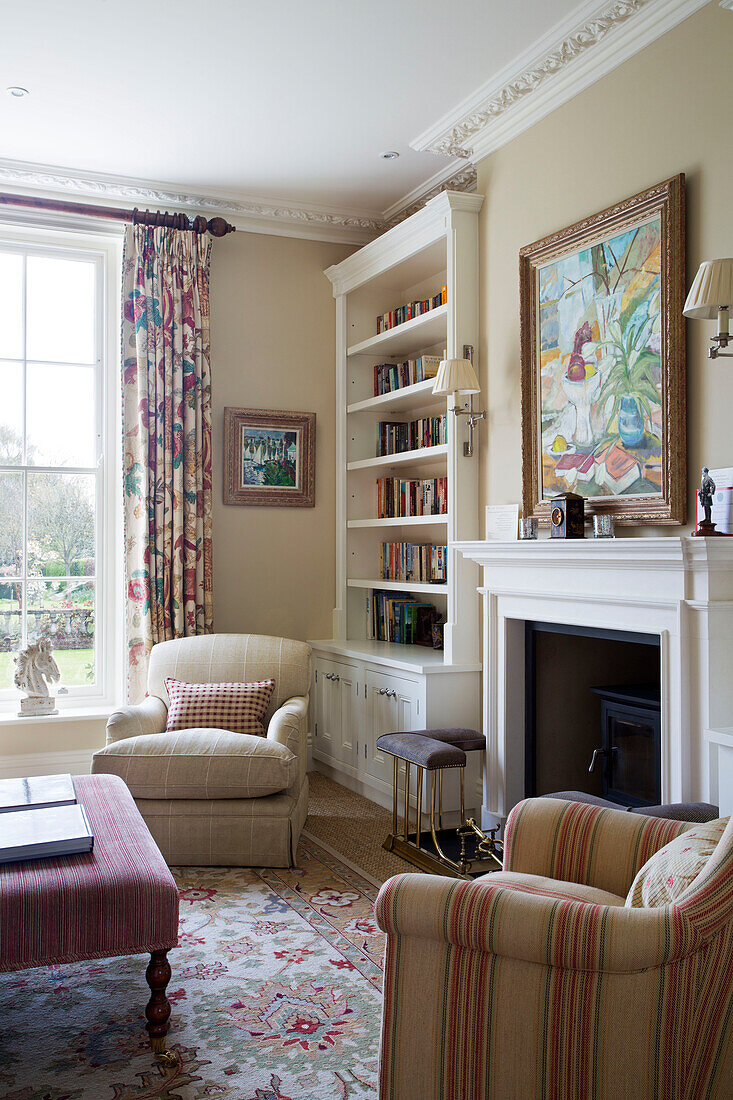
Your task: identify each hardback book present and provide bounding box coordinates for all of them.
[0,802,94,864]
[595,443,641,493]
[555,452,595,488]
[0,773,76,814]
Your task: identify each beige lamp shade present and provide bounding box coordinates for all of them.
[432,357,480,396]
[683,258,733,319]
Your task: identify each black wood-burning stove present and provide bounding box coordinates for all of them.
[588,684,661,807]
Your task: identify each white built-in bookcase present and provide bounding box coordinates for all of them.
[309,191,483,808]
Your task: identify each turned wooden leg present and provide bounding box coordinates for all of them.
[145,949,172,1055]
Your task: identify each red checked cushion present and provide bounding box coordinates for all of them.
[164,678,275,737]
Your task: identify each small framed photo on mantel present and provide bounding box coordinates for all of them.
[224,407,315,507]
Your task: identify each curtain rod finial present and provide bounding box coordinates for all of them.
[207,216,235,237]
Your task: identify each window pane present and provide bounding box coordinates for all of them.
[0,362,24,464]
[0,471,23,576]
[0,593,21,690]
[26,578,95,687]
[26,255,95,364]
[27,472,95,578]
[0,252,23,359]
[27,363,96,467]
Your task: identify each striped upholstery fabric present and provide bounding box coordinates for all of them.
[375,797,733,1100]
[165,677,275,737]
[0,774,178,971]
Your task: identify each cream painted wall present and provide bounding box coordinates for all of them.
[476,1,733,531]
[210,230,352,640]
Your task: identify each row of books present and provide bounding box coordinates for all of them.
[553,440,657,493]
[367,590,440,646]
[380,542,447,584]
[376,415,447,456]
[376,287,447,335]
[377,476,448,518]
[373,355,441,396]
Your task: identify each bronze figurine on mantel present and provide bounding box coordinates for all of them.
[693,466,728,536]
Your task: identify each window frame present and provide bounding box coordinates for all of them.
[0,223,122,713]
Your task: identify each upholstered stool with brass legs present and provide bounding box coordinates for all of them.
[376,728,501,879]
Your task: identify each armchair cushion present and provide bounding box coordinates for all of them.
[486,870,625,907]
[91,729,297,800]
[626,816,729,908]
[165,677,275,737]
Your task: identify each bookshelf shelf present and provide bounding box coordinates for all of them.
[310,190,483,809]
[347,304,447,358]
[347,578,449,595]
[346,444,447,472]
[347,379,440,415]
[347,515,448,529]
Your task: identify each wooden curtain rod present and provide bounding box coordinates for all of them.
[0,191,236,237]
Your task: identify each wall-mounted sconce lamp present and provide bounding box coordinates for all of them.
[432,345,485,457]
[683,258,733,358]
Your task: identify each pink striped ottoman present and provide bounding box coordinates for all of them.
[0,773,179,1055]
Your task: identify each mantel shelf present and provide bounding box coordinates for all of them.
[347,379,442,415]
[347,444,447,472]
[347,304,448,358]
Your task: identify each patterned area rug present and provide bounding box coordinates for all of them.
[0,836,384,1099]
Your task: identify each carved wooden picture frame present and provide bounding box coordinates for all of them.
[520,174,686,525]
[224,407,315,507]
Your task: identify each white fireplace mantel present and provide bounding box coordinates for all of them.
[455,537,733,827]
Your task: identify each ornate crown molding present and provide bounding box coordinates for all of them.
[412,0,709,162]
[385,164,477,228]
[0,159,385,244]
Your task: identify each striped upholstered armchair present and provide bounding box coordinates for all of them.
[375,797,733,1100]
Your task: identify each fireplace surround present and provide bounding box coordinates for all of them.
[455,537,733,829]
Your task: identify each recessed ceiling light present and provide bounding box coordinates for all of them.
[380,150,399,160]
[6,86,29,98]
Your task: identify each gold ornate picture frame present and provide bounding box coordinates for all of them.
[224,407,315,507]
[520,174,686,525]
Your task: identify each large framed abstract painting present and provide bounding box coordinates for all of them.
[224,407,315,507]
[520,174,686,525]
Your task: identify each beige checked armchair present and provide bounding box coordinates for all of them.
[91,634,311,866]
[376,797,733,1100]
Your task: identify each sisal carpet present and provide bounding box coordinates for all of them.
[304,771,419,886]
[0,834,384,1099]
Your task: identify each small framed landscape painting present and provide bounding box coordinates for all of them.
[224,407,315,507]
[519,174,686,525]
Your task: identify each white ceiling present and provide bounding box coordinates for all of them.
[0,0,590,216]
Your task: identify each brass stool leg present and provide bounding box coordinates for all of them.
[415,766,423,851]
[391,756,398,836]
[438,770,444,831]
[460,768,465,827]
[404,761,410,841]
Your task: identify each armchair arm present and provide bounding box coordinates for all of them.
[376,872,697,974]
[503,797,693,898]
[105,696,168,745]
[267,695,308,787]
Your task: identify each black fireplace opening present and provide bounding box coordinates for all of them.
[525,622,661,808]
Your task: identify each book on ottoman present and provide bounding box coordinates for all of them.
[0,773,76,814]
[0,803,93,863]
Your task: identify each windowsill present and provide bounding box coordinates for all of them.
[0,705,117,724]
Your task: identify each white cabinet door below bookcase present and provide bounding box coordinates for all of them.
[364,669,421,786]
[313,658,358,770]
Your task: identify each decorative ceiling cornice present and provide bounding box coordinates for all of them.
[0,158,385,244]
[385,164,477,228]
[412,0,709,162]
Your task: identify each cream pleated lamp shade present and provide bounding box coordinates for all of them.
[432,357,480,396]
[683,258,733,319]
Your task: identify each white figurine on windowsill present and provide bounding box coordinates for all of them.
[14,638,61,717]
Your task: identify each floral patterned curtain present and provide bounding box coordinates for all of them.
[122,225,213,702]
